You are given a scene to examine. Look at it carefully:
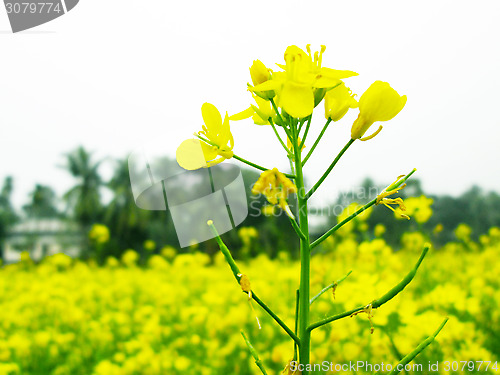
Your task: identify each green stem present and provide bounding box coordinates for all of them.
[298,118,306,134]
[310,270,352,305]
[208,221,299,345]
[241,331,269,375]
[269,117,292,156]
[270,98,286,126]
[232,154,295,180]
[310,169,416,249]
[380,318,448,375]
[288,216,307,241]
[302,119,332,166]
[288,155,296,182]
[293,289,299,361]
[311,200,376,250]
[308,244,430,332]
[299,116,312,150]
[195,134,296,179]
[292,122,311,372]
[304,138,355,200]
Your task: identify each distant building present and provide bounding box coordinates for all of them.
[4,219,83,262]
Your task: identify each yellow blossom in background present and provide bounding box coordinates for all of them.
[351,81,407,140]
[176,103,234,170]
[252,168,297,218]
[160,246,177,261]
[262,205,275,216]
[251,45,358,118]
[455,223,472,242]
[324,82,358,121]
[394,195,433,223]
[143,240,156,252]
[105,256,119,268]
[121,249,139,267]
[336,202,371,236]
[433,223,444,234]
[47,253,72,269]
[88,223,110,244]
[20,250,32,263]
[238,226,258,245]
[374,224,386,237]
[401,231,427,252]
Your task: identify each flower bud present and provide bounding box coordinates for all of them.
[351,81,406,140]
[249,60,275,100]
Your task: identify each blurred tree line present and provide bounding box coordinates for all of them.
[0,146,499,263]
[317,178,500,248]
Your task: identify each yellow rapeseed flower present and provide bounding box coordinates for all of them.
[455,223,472,242]
[88,223,110,244]
[249,60,274,100]
[351,81,407,140]
[324,82,358,122]
[176,103,234,170]
[251,45,357,118]
[252,168,297,219]
[143,240,156,252]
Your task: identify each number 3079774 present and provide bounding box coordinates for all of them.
[5,2,63,14]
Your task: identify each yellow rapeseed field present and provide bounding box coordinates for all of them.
[1,228,499,374]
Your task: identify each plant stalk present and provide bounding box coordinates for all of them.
[292,124,311,372]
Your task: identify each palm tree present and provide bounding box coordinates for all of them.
[63,146,103,228]
[104,157,151,253]
[0,177,18,262]
[23,184,59,218]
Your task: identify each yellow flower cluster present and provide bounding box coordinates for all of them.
[238,227,258,246]
[1,230,498,374]
[231,45,406,143]
[394,195,434,223]
[88,224,110,245]
[252,168,297,219]
[250,45,358,119]
[176,103,234,170]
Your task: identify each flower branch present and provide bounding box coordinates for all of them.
[308,243,430,332]
[208,221,300,345]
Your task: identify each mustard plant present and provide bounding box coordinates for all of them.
[176,44,447,375]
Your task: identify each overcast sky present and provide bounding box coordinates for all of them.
[1,0,499,211]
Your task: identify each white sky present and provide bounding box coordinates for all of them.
[1,0,499,210]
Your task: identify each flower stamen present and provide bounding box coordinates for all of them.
[376,176,410,220]
[350,304,375,334]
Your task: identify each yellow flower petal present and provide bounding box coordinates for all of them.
[319,67,359,80]
[201,103,222,135]
[229,107,254,121]
[176,139,209,170]
[250,79,281,93]
[351,81,406,140]
[358,81,407,123]
[220,112,234,148]
[280,82,314,118]
[249,60,271,86]
[313,77,342,89]
[324,83,358,121]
